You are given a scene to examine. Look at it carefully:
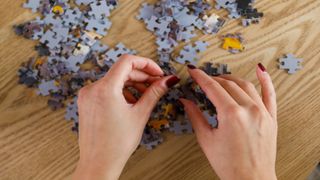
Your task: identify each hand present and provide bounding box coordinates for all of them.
[72,55,180,180]
[180,64,277,180]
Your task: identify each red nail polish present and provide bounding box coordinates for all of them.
[187,64,196,69]
[258,63,266,72]
[166,76,180,88]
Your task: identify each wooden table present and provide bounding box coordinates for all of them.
[1,0,319,179]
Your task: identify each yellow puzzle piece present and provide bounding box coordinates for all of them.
[52,5,64,15]
[149,119,170,130]
[222,37,244,51]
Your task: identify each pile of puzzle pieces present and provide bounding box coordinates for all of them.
[140,62,231,149]
[15,0,235,150]
[137,0,225,65]
[215,0,264,26]
[16,0,138,131]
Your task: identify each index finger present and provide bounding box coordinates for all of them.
[103,54,163,88]
[187,67,238,110]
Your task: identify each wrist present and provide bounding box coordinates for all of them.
[235,168,277,180]
[73,159,125,180]
[222,165,276,180]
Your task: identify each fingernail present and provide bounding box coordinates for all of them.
[187,64,196,69]
[258,63,266,72]
[166,76,180,88]
[177,99,184,107]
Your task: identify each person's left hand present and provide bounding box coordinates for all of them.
[72,55,180,180]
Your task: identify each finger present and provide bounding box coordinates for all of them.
[124,82,148,93]
[217,74,264,107]
[187,66,238,110]
[128,70,155,82]
[135,75,180,122]
[256,63,277,119]
[103,54,163,88]
[125,76,160,86]
[212,77,256,106]
[179,98,212,138]
[146,76,161,84]
[123,89,137,104]
[132,83,148,93]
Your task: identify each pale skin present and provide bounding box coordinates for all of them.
[72,54,277,180]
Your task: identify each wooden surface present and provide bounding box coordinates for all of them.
[1,0,320,179]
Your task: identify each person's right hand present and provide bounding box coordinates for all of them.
[180,64,277,180]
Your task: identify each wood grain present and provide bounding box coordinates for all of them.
[0,0,320,179]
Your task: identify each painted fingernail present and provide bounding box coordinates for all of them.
[258,63,266,72]
[166,76,180,88]
[177,99,184,107]
[187,64,196,69]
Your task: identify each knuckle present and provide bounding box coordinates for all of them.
[242,81,255,90]
[249,104,261,114]
[226,106,243,117]
[248,104,263,118]
[150,85,165,97]
[203,79,217,89]
[221,80,237,88]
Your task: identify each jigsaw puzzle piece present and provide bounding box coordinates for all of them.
[23,0,41,13]
[279,54,303,74]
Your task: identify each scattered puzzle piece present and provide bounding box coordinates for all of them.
[279,54,303,74]
[176,41,209,65]
[222,33,245,53]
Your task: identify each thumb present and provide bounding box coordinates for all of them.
[135,75,180,120]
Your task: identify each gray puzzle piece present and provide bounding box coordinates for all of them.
[140,128,163,150]
[177,26,196,42]
[156,37,174,52]
[23,0,41,13]
[169,119,193,135]
[89,1,114,19]
[40,30,61,49]
[63,55,87,72]
[62,8,83,26]
[75,0,95,6]
[137,3,154,20]
[85,17,112,36]
[194,41,210,52]
[146,16,172,36]
[38,80,59,96]
[203,111,218,128]
[279,54,303,74]
[91,41,109,52]
[65,97,79,122]
[174,7,198,27]
[42,13,63,27]
[176,41,209,65]
[176,47,198,65]
[158,51,171,63]
[52,26,69,42]
[215,0,237,9]
[104,43,136,63]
